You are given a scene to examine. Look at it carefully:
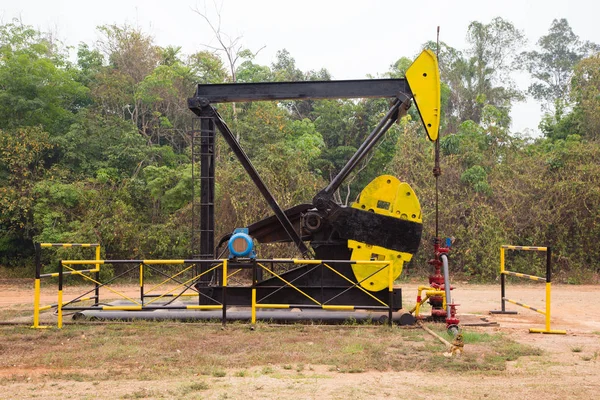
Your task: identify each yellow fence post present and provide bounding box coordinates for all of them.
[492,245,565,335]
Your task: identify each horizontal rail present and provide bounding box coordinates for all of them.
[254,304,389,311]
[502,270,546,282]
[62,305,224,311]
[60,258,390,266]
[40,243,100,248]
[41,268,99,278]
[502,297,546,315]
[502,245,548,251]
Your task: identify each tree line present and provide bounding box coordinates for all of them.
[0,17,598,281]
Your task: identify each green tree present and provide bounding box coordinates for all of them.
[0,21,89,135]
[571,54,600,140]
[519,19,599,111]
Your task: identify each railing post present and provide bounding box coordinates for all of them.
[58,261,63,329]
[222,259,227,327]
[140,263,144,306]
[32,243,42,328]
[388,261,393,327]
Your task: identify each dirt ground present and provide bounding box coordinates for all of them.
[1,279,599,399]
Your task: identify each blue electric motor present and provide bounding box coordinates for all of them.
[227,228,255,259]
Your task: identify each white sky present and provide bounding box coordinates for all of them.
[2,0,599,135]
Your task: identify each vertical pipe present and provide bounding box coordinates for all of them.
[545,248,552,332]
[388,261,393,326]
[545,282,551,332]
[58,261,63,329]
[441,254,451,319]
[95,245,101,304]
[222,260,227,327]
[140,263,144,306]
[251,261,257,325]
[500,247,506,312]
[33,279,41,328]
[33,243,41,328]
[251,288,257,325]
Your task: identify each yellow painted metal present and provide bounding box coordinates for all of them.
[143,259,185,264]
[502,245,548,251]
[139,264,143,287]
[500,247,505,274]
[102,306,143,311]
[503,298,546,315]
[146,263,196,295]
[145,264,220,305]
[258,263,321,305]
[412,285,446,318]
[57,290,63,329]
[255,304,290,309]
[349,175,421,291]
[405,49,441,141]
[95,245,101,272]
[321,263,388,307]
[545,282,551,331]
[186,305,223,310]
[62,263,142,306]
[33,279,41,328]
[295,259,322,265]
[503,271,545,282]
[61,260,105,265]
[223,259,228,287]
[251,289,257,324]
[322,305,354,311]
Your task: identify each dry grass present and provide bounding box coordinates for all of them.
[0,321,541,384]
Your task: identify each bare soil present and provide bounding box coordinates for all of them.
[0,279,599,399]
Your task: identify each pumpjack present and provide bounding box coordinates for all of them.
[188,50,442,320]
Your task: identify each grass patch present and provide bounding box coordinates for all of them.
[571,346,583,353]
[0,322,545,381]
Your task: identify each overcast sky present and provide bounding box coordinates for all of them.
[2,0,599,135]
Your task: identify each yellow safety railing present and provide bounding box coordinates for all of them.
[32,243,101,329]
[249,259,395,326]
[490,245,566,334]
[37,257,397,329]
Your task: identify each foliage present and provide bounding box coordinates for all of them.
[0,18,599,284]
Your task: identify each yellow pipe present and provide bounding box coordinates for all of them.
[57,290,63,329]
[251,289,256,324]
[322,305,354,311]
[95,245,101,272]
[295,259,322,265]
[142,259,185,264]
[61,260,105,265]
[223,260,228,287]
[139,263,143,287]
[545,282,551,332]
[500,247,505,274]
[502,245,547,251]
[102,306,143,311]
[33,279,41,328]
[186,305,223,310]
